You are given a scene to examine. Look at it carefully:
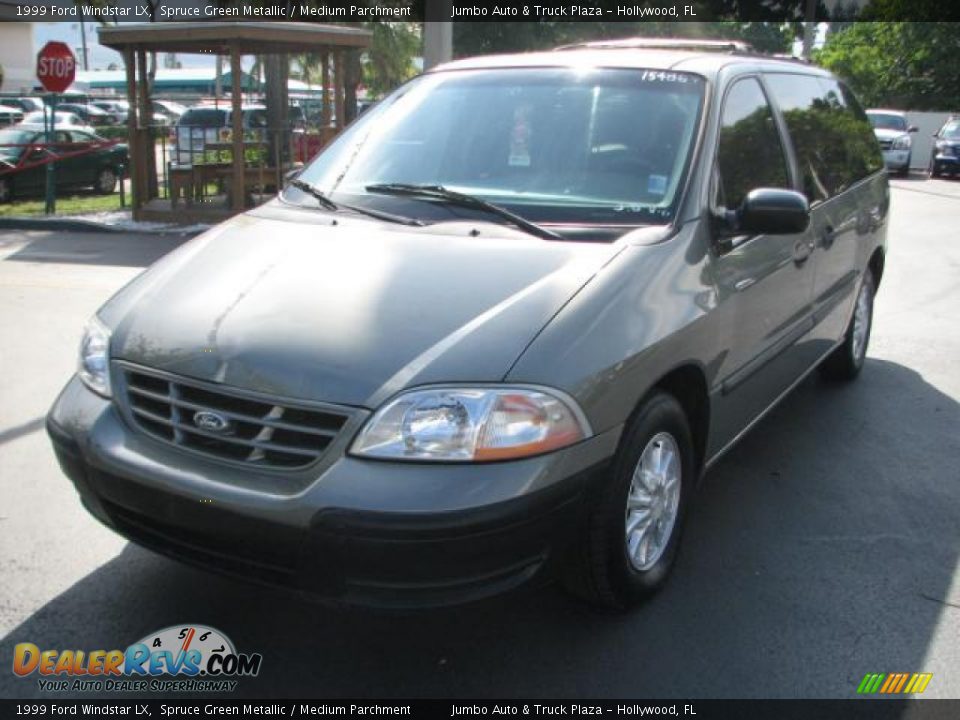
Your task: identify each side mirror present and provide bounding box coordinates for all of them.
[721,188,810,236]
[908,125,919,133]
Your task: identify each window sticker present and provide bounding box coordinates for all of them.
[508,105,532,167]
[648,174,668,196]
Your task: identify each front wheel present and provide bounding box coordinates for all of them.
[565,392,695,611]
[820,269,875,382]
[95,167,117,195]
[0,176,11,203]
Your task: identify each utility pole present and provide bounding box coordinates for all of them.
[78,21,89,71]
[801,0,818,60]
[423,0,453,70]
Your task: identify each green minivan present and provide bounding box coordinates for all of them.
[48,39,888,611]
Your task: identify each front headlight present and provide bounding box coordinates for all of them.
[351,387,591,462]
[892,135,911,150]
[78,316,111,397]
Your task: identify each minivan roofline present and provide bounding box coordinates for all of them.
[431,47,833,79]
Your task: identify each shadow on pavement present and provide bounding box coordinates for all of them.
[0,417,45,446]
[3,232,190,268]
[2,357,958,699]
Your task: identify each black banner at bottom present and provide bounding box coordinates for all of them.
[2,700,960,719]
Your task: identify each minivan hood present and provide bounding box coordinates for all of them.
[102,210,650,407]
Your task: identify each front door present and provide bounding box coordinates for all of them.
[708,75,818,453]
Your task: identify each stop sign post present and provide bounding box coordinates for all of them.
[36,41,76,213]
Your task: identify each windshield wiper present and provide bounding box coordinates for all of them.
[364,183,563,241]
[287,179,423,227]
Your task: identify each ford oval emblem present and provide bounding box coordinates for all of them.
[193,410,231,433]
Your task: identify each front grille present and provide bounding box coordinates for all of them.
[878,139,893,150]
[120,365,350,469]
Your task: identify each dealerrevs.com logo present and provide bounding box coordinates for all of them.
[12,624,262,693]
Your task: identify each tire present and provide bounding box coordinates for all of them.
[564,392,695,611]
[930,159,941,178]
[95,167,117,195]
[819,269,875,382]
[0,176,11,203]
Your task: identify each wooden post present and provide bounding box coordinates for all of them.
[231,44,244,212]
[136,48,156,201]
[333,51,345,130]
[123,47,139,212]
[321,52,330,128]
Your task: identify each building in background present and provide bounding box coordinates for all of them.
[0,18,37,93]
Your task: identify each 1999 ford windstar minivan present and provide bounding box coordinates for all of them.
[48,39,888,610]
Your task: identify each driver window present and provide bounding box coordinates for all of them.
[716,77,790,210]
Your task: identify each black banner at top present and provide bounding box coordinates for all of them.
[2,700,960,719]
[2,0,960,23]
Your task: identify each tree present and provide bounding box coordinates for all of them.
[815,23,960,110]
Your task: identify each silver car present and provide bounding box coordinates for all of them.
[48,40,889,610]
[866,109,916,176]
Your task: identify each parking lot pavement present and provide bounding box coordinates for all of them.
[1,181,958,700]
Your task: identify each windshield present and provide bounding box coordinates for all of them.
[0,128,35,146]
[291,68,705,229]
[940,121,960,139]
[867,113,907,131]
[23,111,76,125]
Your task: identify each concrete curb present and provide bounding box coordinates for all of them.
[0,216,207,236]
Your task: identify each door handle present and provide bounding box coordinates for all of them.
[793,238,812,265]
[821,224,837,249]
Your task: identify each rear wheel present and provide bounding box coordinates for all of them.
[820,269,875,382]
[565,392,694,611]
[95,167,117,195]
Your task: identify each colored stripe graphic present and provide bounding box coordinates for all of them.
[857,672,932,694]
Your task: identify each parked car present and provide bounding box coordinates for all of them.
[929,116,960,178]
[0,104,24,127]
[0,125,127,201]
[48,40,888,611]
[152,99,187,124]
[866,109,916,176]
[90,100,129,125]
[169,104,267,166]
[56,103,117,127]
[0,96,45,114]
[21,110,92,132]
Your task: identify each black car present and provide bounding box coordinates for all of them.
[930,117,960,177]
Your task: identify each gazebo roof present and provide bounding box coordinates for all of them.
[98,21,371,55]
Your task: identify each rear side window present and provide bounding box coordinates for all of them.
[830,80,884,182]
[179,109,226,128]
[716,77,790,210]
[765,74,882,201]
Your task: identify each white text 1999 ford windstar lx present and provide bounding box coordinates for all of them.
[48,39,888,610]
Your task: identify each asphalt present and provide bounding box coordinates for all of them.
[0,177,958,700]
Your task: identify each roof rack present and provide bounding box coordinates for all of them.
[553,38,755,54]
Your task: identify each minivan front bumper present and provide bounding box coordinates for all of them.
[47,376,618,608]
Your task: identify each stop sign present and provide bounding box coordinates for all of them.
[36,41,76,94]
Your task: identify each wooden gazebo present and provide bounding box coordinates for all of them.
[98,22,372,222]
